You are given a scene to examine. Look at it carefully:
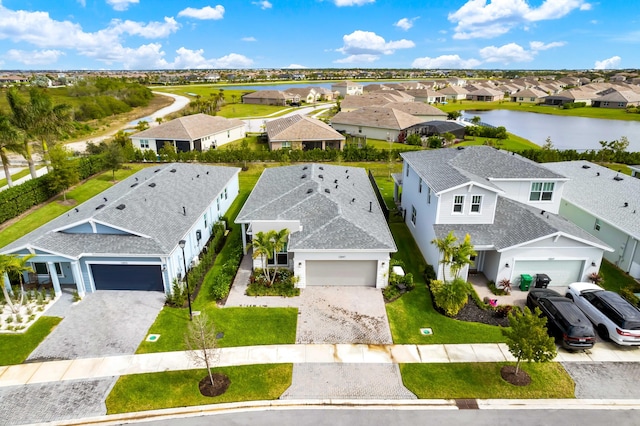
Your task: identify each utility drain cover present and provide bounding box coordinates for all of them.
[420,328,433,335]
[455,399,479,410]
[146,334,160,342]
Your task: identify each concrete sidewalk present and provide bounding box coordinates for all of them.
[2,342,640,388]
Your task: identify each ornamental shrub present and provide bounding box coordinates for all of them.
[430,277,470,317]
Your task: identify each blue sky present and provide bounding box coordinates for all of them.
[0,0,636,70]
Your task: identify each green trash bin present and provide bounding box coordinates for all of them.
[520,274,532,291]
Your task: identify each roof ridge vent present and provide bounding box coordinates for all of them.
[149,183,156,188]
[581,164,591,169]
[116,204,126,210]
[306,188,313,194]
[613,175,624,181]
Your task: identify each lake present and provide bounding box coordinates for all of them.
[461,109,640,152]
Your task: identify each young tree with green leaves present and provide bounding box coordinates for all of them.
[102,141,125,182]
[48,144,79,201]
[502,306,557,376]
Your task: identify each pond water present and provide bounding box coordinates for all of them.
[462,109,640,152]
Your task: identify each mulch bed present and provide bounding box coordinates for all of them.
[453,296,510,327]
[198,373,231,397]
[500,365,531,386]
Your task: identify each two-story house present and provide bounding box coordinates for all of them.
[396,147,612,287]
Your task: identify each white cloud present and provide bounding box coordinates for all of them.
[336,30,414,60]
[411,54,481,69]
[252,1,272,9]
[106,0,139,12]
[334,0,375,6]
[109,17,179,38]
[77,0,86,7]
[335,54,379,64]
[529,40,565,50]
[594,56,621,70]
[178,5,225,20]
[6,49,65,65]
[241,36,257,42]
[286,64,307,68]
[394,17,419,31]
[449,0,592,40]
[479,42,534,62]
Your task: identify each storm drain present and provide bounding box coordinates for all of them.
[455,399,479,409]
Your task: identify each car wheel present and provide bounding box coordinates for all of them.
[597,324,610,341]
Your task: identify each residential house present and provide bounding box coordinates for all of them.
[1,164,240,296]
[543,88,598,106]
[331,80,364,97]
[404,89,446,104]
[591,90,640,108]
[543,161,640,279]
[286,87,334,103]
[266,114,345,151]
[510,88,548,103]
[383,102,448,122]
[331,106,425,142]
[466,88,504,102]
[130,113,245,153]
[242,90,300,106]
[396,147,611,287]
[436,86,469,101]
[235,164,396,288]
[340,92,414,111]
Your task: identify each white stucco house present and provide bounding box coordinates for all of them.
[1,164,240,296]
[331,80,364,97]
[130,113,245,153]
[235,164,396,288]
[396,147,612,287]
[544,161,640,279]
[330,106,425,142]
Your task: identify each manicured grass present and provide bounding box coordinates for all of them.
[0,165,147,247]
[457,133,540,151]
[136,306,297,353]
[0,166,46,188]
[385,222,506,344]
[106,364,292,414]
[0,316,62,365]
[401,362,575,399]
[600,259,639,293]
[438,100,640,122]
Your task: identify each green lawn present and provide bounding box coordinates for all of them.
[0,316,62,365]
[385,222,506,344]
[600,259,639,293]
[0,166,46,188]
[457,132,540,151]
[136,306,297,353]
[106,364,292,414]
[401,362,575,399]
[0,165,147,247]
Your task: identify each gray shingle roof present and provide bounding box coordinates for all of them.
[266,114,345,142]
[434,197,611,251]
[1,163,240,258]
[401,146,566,194]
[235,164,396,252]
[130,113,244,141]
[331,107,425,130]
[543,161,640,239]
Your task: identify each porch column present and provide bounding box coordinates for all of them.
[71,261,85,296]
[241,223,247,254]
[47,261,62,296]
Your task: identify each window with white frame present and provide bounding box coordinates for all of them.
[33,262,63,276]
[470,195,482,213]
[411,205,417,225]
[406,165,409,177]
[140,139,149,149]
[453,195,464,213]
[267,242,288,266]
[594,219,601,231]
[529,182,555,201]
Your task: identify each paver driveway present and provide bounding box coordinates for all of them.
[27,290,165,361]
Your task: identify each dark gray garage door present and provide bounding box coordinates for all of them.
[91,264,164,291]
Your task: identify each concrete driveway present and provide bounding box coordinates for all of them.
[27,291,165,361]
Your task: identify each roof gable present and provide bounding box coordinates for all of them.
[131,113,244,141]
[266,114,345,142]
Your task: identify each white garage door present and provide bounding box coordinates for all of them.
[306,260,377,286]
[512,260,584,287]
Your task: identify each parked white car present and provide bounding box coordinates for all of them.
[566,282,640,346]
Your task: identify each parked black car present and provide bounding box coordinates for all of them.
[526,288,596,350]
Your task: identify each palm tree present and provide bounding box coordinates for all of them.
[431,231,457,283]
[6,87,73,178]
[450,234,476,279]
[0,253,35,314]
[0,114,24,188]
[155,117,163,125]
[269,228,290,285]
[252,231,274,282]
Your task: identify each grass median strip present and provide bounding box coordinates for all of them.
[106,364,292,414]
[401,362,575,399]
[0,316,62,365]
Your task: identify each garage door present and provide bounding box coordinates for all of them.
[306,260,377,286]
[512,260,584,287]
[91,264,164,291]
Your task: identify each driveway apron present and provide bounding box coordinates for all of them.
[27,291,165,362]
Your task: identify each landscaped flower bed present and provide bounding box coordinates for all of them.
[1,288,57,333]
